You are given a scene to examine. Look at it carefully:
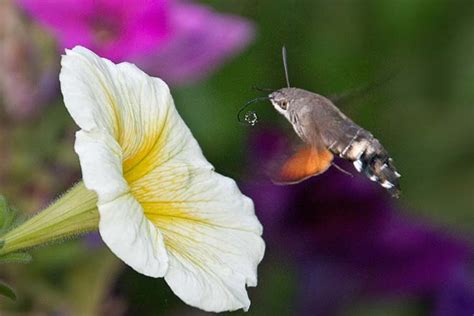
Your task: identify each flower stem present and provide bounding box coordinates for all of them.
[0,182,99,255]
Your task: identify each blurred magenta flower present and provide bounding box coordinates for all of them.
[243,128,474,316]
[17,0,254,85]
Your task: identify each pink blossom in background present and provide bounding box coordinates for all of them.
[137,2,254,84]
[17,0,255,85]
[17,0,170,62]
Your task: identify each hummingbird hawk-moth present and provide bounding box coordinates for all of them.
[240,47,401,198]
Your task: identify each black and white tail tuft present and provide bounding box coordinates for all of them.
[352,143,401,198]
[331,127,401,198]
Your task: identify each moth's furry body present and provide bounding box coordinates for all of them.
[269,87,401,197]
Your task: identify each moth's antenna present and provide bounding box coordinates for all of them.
[282,46,291,88]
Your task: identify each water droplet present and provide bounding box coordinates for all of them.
[244,111,258,126]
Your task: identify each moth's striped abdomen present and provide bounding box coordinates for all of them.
[331,128,401,198]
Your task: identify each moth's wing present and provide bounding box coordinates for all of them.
[271,115,334,184]
[313,99,367,159]
[272,145,333,184]
[328,70,398,106]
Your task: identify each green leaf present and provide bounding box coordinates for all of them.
[0,252,32,264]
[0,281,16,300]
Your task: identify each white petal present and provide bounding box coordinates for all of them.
[74,129,127,203]
[164,182,264,312]
[132,161,264,312]
[99,194,168,278]
[60,47,120,133]
[75,130,168,277]
[60,46,171,163]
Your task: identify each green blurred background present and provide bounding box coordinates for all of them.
[1,0,474,315]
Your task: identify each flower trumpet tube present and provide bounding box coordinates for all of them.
[0,182,98,254]
[0,46,265,312]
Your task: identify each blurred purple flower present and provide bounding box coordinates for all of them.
[17,0,254,85]
[434,268,474,316]
[243,128,474,316]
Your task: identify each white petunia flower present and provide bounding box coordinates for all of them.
[58,46,265,312]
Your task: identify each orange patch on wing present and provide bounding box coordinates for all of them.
[274,146,333,184]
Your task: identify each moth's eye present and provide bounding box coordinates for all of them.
[279,100,288,110]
